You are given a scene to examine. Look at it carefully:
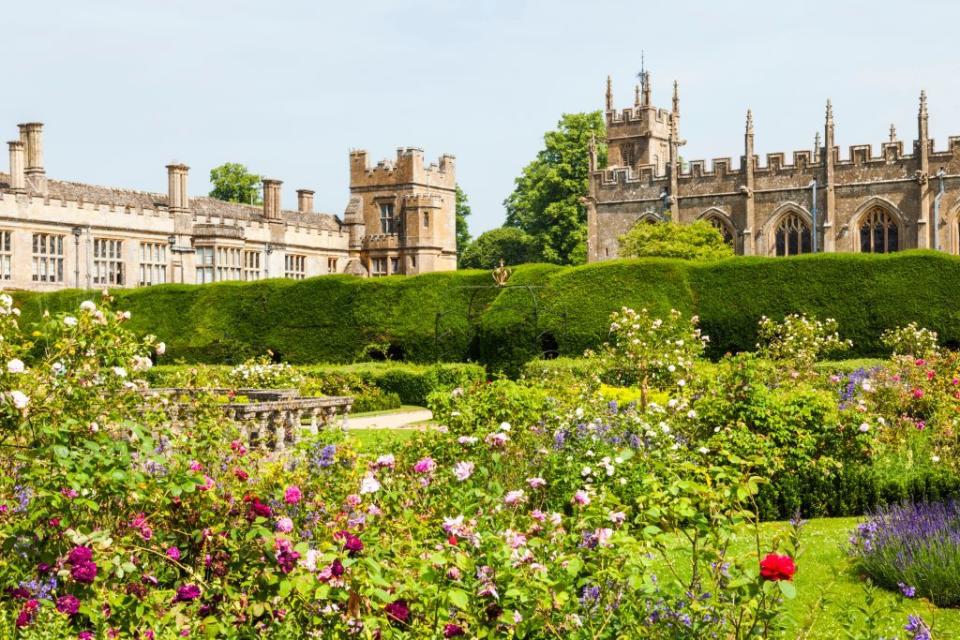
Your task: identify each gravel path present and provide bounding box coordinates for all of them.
[342,408,433,430]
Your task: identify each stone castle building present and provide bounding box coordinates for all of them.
[0,122,457,291]
[587,74,960,260]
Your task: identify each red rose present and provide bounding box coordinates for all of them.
[759,553,796,581]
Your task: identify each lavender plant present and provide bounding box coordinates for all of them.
[849,501,960,607]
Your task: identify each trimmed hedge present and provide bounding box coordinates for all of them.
[147,362,485,407]
[16,251,960,371]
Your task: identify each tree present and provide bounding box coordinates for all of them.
[455,185,472,266]
[209,162,262,205]
[618,220,735,261]
[459,227,536,270]
[504,112,606,265]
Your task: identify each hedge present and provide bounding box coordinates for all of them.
[15,251,960,372]
[147,362,485,407]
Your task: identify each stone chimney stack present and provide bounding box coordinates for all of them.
[296,189,314,213]
[263,179,282,220]
[7,140,25,193]
[166,163,190,212]
[18,123,46,193]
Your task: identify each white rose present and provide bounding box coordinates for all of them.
[113,366,128,378]
[155,342,166,356]
[64,316,78,327]
[9,390,28,409]
[79,300,96,312]
[7,359,25,374]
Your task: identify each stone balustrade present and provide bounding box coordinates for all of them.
[148,388,353,452]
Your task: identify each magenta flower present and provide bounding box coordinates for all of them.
[166,547,181,561]
[173,584,201,603]
[444,623,466,637]
[337,530,363,556]
[385,599,411,625]
[284,485,302,504]
[413,457,437,474]
[67,546,93,565]
[56,594,81,616]
[71,561,98,584]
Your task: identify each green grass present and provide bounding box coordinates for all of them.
[663,517,960,638]
[348,428,418,452]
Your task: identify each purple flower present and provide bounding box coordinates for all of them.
[173,584,201,603]
[899,582,916,598]
[443,623,465,637]
[385,599,411,625]
[67,546,93,565]
[56,594,81,616]
[904,615,931,640]
[70,561,98,584]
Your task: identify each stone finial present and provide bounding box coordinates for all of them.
[919,90,928,118]
[642,71,652,107]
[605,75,613,111]
[889,123,897,142]
[672,80,680,115]
[635,83,641,107]
[825,99,834,124]
[813,131,821,162]
[745,109,754,134]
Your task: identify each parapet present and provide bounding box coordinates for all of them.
[349,147,456,190]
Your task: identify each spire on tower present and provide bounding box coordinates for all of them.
[919,90,928,118]
[825,99,834,125]
[889,123,897,141]
[746,109,754,134]
[672,80,680,115]
[605,75,613,111]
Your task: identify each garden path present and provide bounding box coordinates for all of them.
[342,407,433,430]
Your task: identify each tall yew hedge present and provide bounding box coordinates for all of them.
[14,251,960,371]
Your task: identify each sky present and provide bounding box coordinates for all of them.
[3,0,960,235]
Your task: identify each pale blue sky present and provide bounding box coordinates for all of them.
[4,0,959,234]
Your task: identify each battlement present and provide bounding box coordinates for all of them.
[606,106,672,127]
[400,193,444,208]
[349,147,456,190]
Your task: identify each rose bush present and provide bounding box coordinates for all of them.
[0,298,803,638]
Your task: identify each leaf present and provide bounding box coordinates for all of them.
[448,588,469,610]
[778,580,797,599]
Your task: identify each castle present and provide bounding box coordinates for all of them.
[587,74,960,260]
[0,123,457,291]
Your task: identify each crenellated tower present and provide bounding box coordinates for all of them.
[604,72,674,177]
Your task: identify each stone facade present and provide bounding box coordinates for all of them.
[0,123,457,291]
[587,75,960,261]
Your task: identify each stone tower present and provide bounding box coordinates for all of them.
[604,73,674,177]
[347,148,457,275]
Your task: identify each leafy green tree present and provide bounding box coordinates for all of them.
[455,185,472,266]
[209,162,262,205]
[459,227,536,269]
[618,220,735,261]
[504,112,606,265]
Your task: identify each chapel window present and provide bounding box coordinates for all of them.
[774,212,812,257]
[706,216,735,246]
[859,207,899,253]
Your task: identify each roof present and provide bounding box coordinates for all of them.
[0,173,342,231]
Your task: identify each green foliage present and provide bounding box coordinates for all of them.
[19,251,960,374]
[881,322,940,358]
[619,220,735,261]
[454,185,472,266]
[458,227,537,269]
[504,111,606,265]
[208,162,262,204]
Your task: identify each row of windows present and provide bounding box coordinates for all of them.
[0,232,329,285]
[690,207,902,257]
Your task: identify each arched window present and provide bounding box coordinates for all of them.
[859,207,899,253]
[774,212,812,256]
[704,215,734,246]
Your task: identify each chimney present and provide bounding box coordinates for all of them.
[263,178,282,220]
[7,140,25,192]
[296,189,314,213]
[166,163,190,211]
[18,123,46,194]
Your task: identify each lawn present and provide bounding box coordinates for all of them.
[348,427,419,451]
